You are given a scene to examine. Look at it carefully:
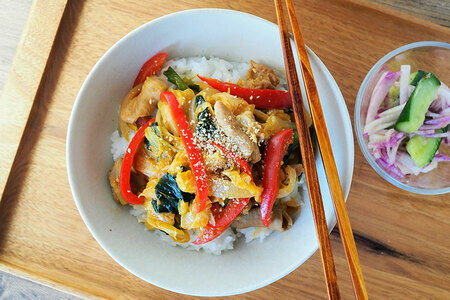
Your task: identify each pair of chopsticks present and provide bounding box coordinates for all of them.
[274,0,368,299]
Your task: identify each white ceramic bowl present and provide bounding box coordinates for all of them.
[67,9,354,296]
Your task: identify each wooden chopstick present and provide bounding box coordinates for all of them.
[273,1,340,299]
[283,0,369,299]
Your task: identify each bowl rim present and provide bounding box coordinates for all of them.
[354,41,450,195]
[67,8,354,296]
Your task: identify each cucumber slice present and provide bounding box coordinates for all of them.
[406,126,447,168]
[409,70,426,86]
[394,73,441,133]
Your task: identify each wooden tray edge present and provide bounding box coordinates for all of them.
[348,0,450,35]
[0,263,96,299]
[0,0,69,201]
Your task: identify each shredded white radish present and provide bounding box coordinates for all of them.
[378,103,406,118]
[399,65,410,104]
[364,104,406,135]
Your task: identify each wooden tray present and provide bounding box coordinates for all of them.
[0,0,449,298]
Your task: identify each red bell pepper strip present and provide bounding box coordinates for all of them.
[260,128,294,227]
[160,91,209,212]
[192,225,228,245]
[210,197,250,228]
[210,202,223,216]
[193,201,229,245]
[119,118,155,204]
[133,53,168,87]
[197,75,292,109]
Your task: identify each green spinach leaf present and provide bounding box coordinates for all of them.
[153,173,194,214]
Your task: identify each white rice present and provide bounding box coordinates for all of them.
[161,56,250,85]
[129,204,237,255]
[237,227,273,243]
[111,130,129,161]
[159,56,287,90]
[128,182,303,255]
[111,56,299,255]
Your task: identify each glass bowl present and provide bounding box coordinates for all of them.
[355,41,450,195]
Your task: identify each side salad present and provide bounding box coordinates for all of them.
[364,65,449,181]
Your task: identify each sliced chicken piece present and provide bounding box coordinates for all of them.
[120,76,167,124]
[214,101,261,163]
[134,144,158,178]
[232,202,292,232]
[108,158,127,205]
[244,60,280,90]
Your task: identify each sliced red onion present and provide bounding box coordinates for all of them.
[389,164,405,179]
[426,110,441,118]
[391,131,407,144]
[429,98,442,113]
[387,145,397,165]
[373,149,381,159]
[368,130,404,149]
[396,151,422,176]
[415,129,435,135]
[434,153,450,162]
[442,107,450,115]
[416,132,450,138]
[365,71,401,124]
[421,160,438,173]
[399,65,411,104]
[424,115,450,125]
[388,133,407,164]
[376,158,404,180]
[419,123,449,131]
[429,97,449,113]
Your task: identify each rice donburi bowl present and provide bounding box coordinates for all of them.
[67,9,353,296]
[109,54,308,253]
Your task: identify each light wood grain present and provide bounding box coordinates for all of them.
[0,0,33,92]
[0,269,80,299]
[0,0,449,299]
[275,0,340,298]
[0,0,68,201]
[284,0,368,298]
[368,0,450,27]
